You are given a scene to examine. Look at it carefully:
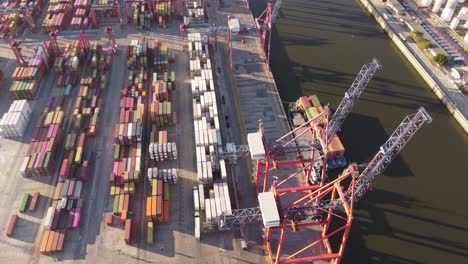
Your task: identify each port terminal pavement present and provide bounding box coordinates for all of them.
[211,0,329,260]
[360,0,468,133]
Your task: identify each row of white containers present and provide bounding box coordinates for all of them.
[192,76,215,97]
[194,182,232,224]
[188,41,210,60]
[147,167,179,184]
[148,142,178,161]
[194,118,221,147]
[188,33,233,231]
[0,100,32,138]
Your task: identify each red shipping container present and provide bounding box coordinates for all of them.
[29,192,40,212]
[105,213,113,226]
[59,159,69,179]
[124,219,131,244]
[5,214,18,237]
[67,179,76,197]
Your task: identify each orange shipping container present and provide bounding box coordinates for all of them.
[46,230,55,254]
[57,230,65,252]
[151,196,157,220]
[146,197,152,221]
[52,230,60,253]
[40,230,50,254]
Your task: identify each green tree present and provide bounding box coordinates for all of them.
[422,41,431,49]
[433,53,448,65]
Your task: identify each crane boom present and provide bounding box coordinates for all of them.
[349,106,432,203]
[326,58,382,141]
[218,107,431,229]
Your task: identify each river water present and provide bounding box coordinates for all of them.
[249,0,468,263]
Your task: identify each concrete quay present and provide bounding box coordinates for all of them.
[210,0,327,262]
[359,0,468,133]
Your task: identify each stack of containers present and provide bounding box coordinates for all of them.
[39,229,66,254]
[128,2,152,29]
[187,33,233,228]
[0,100,32,137]
[145,177,169,223]
[54,40,84,88]
[0,0,42,35]
[107,39,147,244]
[153,1,172,28]
[184,0,204,25]
[9,41,55,99]
[70,0,90,30]
[19,106,64,177]
[299,95,345,158]
[42,0,73,32]
[148,130,177,161]
[39,40,112,255]
[113,87,144,144]
[147,167,178,184]
[204,182,232,224]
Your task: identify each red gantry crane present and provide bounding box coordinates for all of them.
[2,32,26,66]
[212,58,432,263]
[218,106,431,264]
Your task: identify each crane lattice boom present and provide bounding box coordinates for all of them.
[326,58,382,141]
[218,107,431,229]
[349,106,432,203]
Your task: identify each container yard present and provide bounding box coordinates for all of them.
[0,0,436,262]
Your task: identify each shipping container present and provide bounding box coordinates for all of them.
[19,193,30,213]
[29,192,40,212]
[5,214,18,237]
[124,219,132,244]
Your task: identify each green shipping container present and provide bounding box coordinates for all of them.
[163,183,169,201]
[113,194,120,214]
[19,193,30,213]
[310,95,321,107]
[114,144,120,160]
[147,222,154,244]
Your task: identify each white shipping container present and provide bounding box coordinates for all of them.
[207,161,213,181]
[207,59,211,69]
[19,156,29,177]
[203,129,209,147]
[194,217,200,239]
[205,198,212,222]
[210,197,216,221]
[194,188,200,211]
[223,182,232,213]
[199,184,205,210]
[247,132,266,160]
[210,80,215,91]
[197,161,203,182]
[209,70,213,81]
[220,160,227,181]
[44,207,55,229]
[213,184,221,217]
[218,183,226,213]
[203,161,209,182]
